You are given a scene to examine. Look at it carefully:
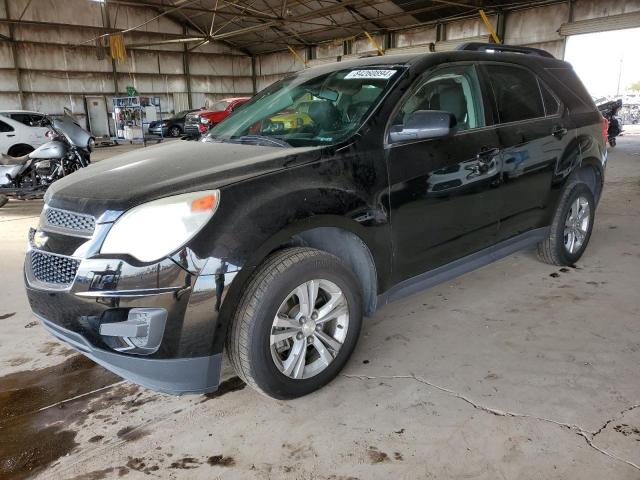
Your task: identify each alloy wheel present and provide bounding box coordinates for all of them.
[270,279,349,380]
[564,195,590,254]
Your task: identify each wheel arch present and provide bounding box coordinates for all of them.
[569,158,604,203]
[241,217,380,316]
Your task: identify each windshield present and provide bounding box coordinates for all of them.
[175,110,191,119]
[210,100,230,112]
[205,67,403,147]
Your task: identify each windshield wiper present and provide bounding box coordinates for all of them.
[227,135,292,148]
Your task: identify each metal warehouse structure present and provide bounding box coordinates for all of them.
[1,0,639,134]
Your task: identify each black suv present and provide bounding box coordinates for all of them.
[25,44,606,399]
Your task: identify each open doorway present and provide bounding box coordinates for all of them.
[564,28,640,127]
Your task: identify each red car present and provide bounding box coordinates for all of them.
[184,97,251,137]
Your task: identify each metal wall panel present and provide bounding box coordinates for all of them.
[559,11,640,35]
[504,4,569,45]
[395,26,437,48]
[572,0,640,22]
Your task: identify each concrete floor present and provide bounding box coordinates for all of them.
[1,132,640,480]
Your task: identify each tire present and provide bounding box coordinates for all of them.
[537,182,595,266]
[8,144,34,157]
[226,247,363,400]
[169,126,182,137]
[0,196,8,208]
[609,137,616,147]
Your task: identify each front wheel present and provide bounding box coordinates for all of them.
[169,126,181,137]
[609,137,616,147]
[226,247,362,399]
[537,182,595,266]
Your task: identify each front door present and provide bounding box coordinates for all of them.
[386,63,502,283]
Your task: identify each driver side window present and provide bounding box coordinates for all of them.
[396,64,485,132]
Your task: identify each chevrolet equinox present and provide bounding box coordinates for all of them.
[25,43,606,399]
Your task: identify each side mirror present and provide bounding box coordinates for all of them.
[389,110,457,143]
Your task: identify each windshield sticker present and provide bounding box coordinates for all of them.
[345,69,396,80]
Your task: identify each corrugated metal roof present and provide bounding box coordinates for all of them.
[146,0,564,55]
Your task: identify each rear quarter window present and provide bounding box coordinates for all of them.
[0,120,14,132]
[545,67,596,112]
[540,82,560,116]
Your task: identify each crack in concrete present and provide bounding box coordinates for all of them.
[342,373,640,472]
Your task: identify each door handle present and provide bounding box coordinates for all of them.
[476,146,499,163]
[552,126,568,138]
[7,134,15,137]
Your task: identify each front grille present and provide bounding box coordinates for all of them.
[44,207,95,236]
[30,250,80,286]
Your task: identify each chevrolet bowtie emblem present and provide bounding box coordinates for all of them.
[32,230,48,249]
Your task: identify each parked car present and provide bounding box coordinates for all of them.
[0,110,51,156]
[184,97,251,137]
[148,109,198,137]
[25,44,606,400]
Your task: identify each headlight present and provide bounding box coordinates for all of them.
[101,190,220,262]
[88,137,96,152]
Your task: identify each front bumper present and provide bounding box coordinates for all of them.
[38,314,222,394]
[148,125,167,136]
[25,247,239,395]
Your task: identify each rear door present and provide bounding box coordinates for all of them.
[10,113,48,147]
[386,63,503,283]
[480,63,575,240]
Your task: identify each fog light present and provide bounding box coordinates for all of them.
[100,308,167,355]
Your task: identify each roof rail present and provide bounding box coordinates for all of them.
[456,42,555,59]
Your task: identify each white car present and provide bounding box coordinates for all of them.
[0,110,50,157]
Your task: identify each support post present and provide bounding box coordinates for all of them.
[183,26,193,108]
[2,0,23,108]
[364,31,384,56]
[479,9,501,44]
[436,23,445,42]
[251,55,257,95]
[496,10,506,44]
[101,0,119,95]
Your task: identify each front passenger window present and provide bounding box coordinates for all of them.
[395,64,486,132]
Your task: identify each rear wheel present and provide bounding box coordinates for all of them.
[226,247,362,399]
[537,182,595,266]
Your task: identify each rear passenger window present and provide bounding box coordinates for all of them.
[0,120,13,132]
[11,114,35,126]
[540,82,560,116]
[485,65,545,123]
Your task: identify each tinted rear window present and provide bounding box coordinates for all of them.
[485,64,545,123]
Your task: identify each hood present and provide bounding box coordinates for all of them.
[201,111,228,122]
[46,140,322,218]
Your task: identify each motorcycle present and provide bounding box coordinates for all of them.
[0,114,94,206]
[597,99,623,147]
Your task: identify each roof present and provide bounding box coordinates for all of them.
[140,0,567,55]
